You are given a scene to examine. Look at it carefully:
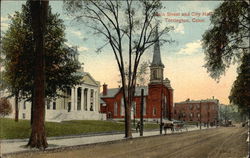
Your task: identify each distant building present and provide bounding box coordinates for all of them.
[100,27,174,121]
[2,46,106,121]
[173,98,219,125]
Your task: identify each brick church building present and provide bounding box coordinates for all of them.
[100,29,174,121]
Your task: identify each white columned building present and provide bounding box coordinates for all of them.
[5,71,106,122]
[2,45,106,121]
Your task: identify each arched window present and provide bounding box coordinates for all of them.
[153,70,157,79]
[153,107,157,116]
[114,102,118,116]
[121,97,125,116]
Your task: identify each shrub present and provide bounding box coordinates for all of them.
[0,98,12,117]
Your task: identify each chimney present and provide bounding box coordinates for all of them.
[103,83,108,96]
[212,96,214,100]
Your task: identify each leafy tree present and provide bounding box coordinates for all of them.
[219,104,243,123]
[229,53,250,115]
[2,1,82,148]
[202,1,249,114]
[64,0,173,138]
[202,0,249,79]
[0,98,12,117]
[1,1,82,124]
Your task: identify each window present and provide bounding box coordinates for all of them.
[90,103,93,111]
[120,98,125,116]
[183,113,186,118]
[22,113,25,119]
[47,101,50,109]
[53,102,56,110]
[68,102,71,112]
[153,70,157,79]
[84,89,88,111]
[196,104,200,109]
[211,105,214,110]
[114,102,118,116]
[91,89,94,98]
[198,113,200,118]
[189,104,193,110]
[190,113,193,118]
[132,101,136,116]
[153,107,157,116]
[23,101,26,110]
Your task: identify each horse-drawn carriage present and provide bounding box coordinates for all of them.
[161,119,187,134]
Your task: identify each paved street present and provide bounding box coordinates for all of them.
[2,126,248,158]
[1,125,199,155]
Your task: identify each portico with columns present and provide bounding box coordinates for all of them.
[69,83,99,113]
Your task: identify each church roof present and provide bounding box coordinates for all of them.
[151,26,164,67]
[100,88,120,98]
[100,86,148,98]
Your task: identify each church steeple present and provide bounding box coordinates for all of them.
[150,26,164,83]
[151,26,164,67]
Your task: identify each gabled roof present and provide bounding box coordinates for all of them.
[100,88,120,98]
[100,86,148,98]
[82,72,100,87]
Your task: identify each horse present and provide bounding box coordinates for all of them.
[174,122,188,132]
[162,122,174,134]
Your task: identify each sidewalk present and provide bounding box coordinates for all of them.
[1,126,213,156]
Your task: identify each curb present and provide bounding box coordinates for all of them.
[1,129,160,143]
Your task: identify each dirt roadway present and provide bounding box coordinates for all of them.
[6,127,248,158]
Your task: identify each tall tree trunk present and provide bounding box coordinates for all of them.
[124,86,132,138]
[14,92,19,122]
[30,90,34,125]
[27,0,48,149]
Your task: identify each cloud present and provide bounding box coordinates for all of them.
[65,42,89,52]
[174,24,184,34]
[176,40,201,55]
[69,30,84,39]
[78,46,88,52]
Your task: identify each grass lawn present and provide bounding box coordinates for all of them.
[0,118,158,139]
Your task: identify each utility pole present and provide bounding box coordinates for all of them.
[140,89,144,136]
[160,78,163,134]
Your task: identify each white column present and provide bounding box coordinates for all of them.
[71,88,74,111]
[74,86,78,111]
[87,88,91,111]
[81,87,84,111]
